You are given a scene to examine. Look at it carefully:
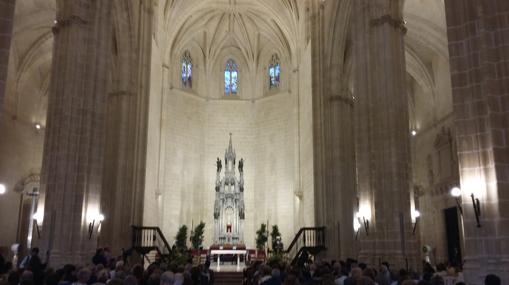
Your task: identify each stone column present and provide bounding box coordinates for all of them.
[445,1,509,283]
[352,0,417,268]
[311,0,356,259]
[99,0,152,254]
[0,0,16,115]
[37,0,112,267]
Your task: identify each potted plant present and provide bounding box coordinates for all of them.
[191,222,205,253]
[255,223,268,258]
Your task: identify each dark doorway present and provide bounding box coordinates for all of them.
[444,207,462,265]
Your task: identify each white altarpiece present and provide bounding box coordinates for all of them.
[213,135,245,245]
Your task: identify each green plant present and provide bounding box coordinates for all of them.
[191,222,205,249]
[175,225,188,251]
[267,252,284,268]
[270,225,282,250]
[255,223,268,250]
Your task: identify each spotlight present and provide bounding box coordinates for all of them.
[411,210,420,235]
[450,186,463,215]
[53,20,58,24]
[0,184,5,195]
[411,130,417,136]
[88,212,105,239]
[35,123,41,130]
[33,211,43,238]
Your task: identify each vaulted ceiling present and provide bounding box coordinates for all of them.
[2,0,452,132]
[160,0,305,71]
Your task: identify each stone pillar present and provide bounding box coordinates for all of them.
[352,0,417,268]
[311,0,356,259]
[0,0,16,115]
[100,0,152,254]
[445,1,509,283]
[38,0,112,267]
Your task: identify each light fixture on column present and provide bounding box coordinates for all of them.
[450,185,481,227]
[411,209,420,235]
[450,186,463,215]
[354,217,361,240]
[0,184,6,195]
[411,129,417,136]
[87,212,105,239]
[33,211,43,238]
[470,191,481,228]
[356,206,371,236]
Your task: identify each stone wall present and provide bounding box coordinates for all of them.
[156,87,304,248]
[444,0,509,283]
[0,119,43,248]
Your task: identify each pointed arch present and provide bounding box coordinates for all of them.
[224,59,238,96]
[181,50,193,88]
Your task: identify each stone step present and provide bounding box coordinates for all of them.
[214,272,244,285]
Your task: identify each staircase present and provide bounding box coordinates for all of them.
[284,227,326,266]
[131,226,172,266]
[214,271,244,285]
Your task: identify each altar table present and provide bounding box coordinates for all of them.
[210,249,247,271]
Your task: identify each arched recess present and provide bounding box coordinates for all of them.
[255,40,289,96]
[170,39,205,93]
[212,47,250,99]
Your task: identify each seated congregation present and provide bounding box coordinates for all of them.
[0,246,503,285]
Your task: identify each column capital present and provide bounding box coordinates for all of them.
[369,15,407,34]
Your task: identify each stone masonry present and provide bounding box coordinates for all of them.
[445,0,509,283]
[353,0,418,268]
[38,0,112,267]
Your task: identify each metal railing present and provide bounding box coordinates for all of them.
[284,227,326,264]
[131,226,172,255]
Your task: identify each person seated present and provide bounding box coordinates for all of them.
[484,274,501,285]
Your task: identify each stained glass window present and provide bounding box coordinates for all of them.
[225,59,238,96]
[181,51,192,88]
[268,54,281,89]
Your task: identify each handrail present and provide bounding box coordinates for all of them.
[284,227,326,254]
[131,225,172,256]
[283,227,326,265]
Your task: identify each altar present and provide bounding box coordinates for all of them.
[210,249,247,271]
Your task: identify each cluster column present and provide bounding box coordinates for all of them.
[37,0,112,266]
[100,0,153,254]
[445,0,509,283]
[352,0,417,267]
[0,0,16,115]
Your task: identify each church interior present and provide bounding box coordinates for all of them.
[0,0,508,284]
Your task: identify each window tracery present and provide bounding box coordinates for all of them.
[224,59,238,96]
[268,54,281,89]
[181,51,192,88]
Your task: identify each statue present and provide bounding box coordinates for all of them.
[238,158,244,173]
[216,157,222,173]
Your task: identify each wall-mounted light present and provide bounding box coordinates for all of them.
[354,217,361,240]
[356,207,370,236]
[470,192,481,228]
[0,184,6,195]
[411,130,417,136]
[87,212,105,239]
[411,210,420,235]
[450,186,463,215]
[33,211,43,238]
[450,186,481,227]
